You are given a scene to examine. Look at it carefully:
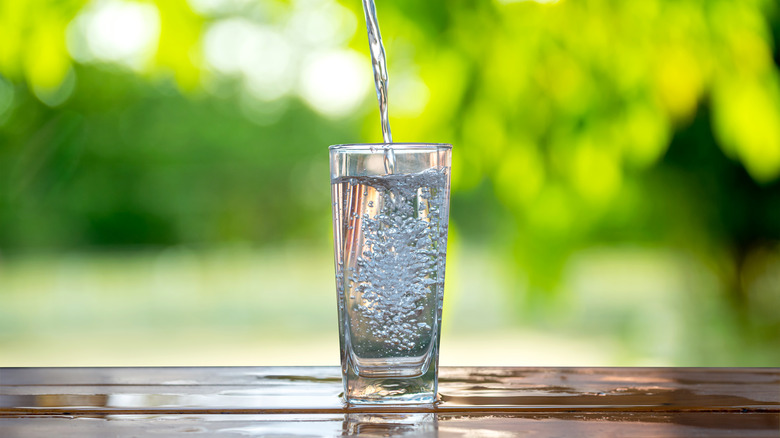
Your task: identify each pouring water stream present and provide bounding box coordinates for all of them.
[361,0,395,174]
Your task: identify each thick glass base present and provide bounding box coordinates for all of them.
[343,360,437,405]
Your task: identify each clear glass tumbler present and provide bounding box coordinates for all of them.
[330,143,452,404]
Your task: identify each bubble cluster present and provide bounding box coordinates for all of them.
[333,168,449,357]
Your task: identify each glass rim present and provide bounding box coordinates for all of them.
[329,142,452,151]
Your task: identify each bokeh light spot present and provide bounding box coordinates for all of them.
[67,0,161,70]
[299,49,370,118]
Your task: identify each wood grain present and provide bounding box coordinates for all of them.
[1,367,778,436]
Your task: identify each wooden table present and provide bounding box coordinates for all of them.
[1,367,778,436]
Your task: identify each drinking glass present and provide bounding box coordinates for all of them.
[330,143,452,404]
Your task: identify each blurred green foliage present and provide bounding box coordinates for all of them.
[0,0,779,363]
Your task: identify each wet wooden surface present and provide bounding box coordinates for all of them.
[1,367,778,436]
